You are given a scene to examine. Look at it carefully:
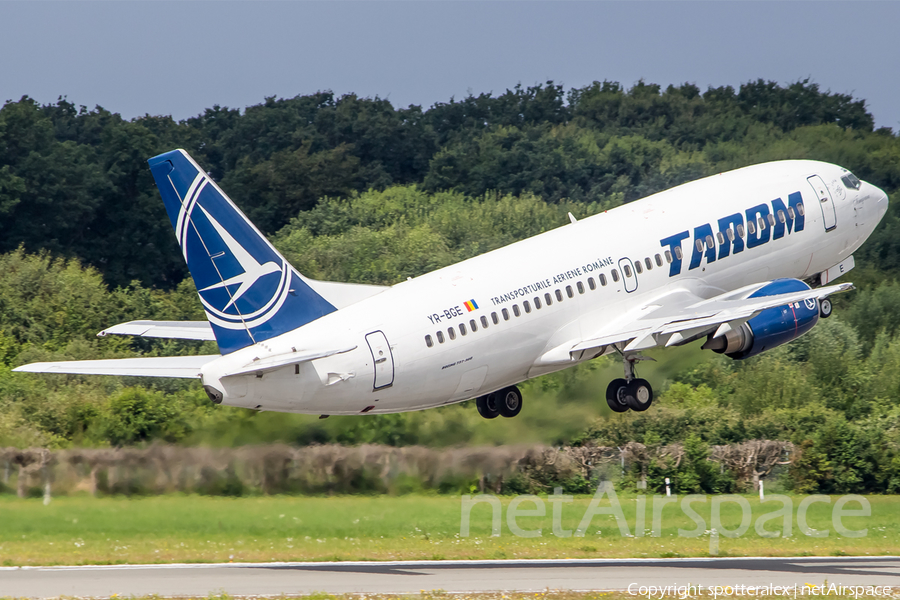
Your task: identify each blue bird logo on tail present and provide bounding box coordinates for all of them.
[149,150,336,354]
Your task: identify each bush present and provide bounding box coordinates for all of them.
[98,387,191,446]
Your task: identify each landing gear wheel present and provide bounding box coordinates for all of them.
[606,378,629,413]
[476,393,500,419]
[498,386,523,418]
[819,298,833,319]
[625,378,653,412]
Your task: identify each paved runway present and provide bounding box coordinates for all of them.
[1,557,898,598]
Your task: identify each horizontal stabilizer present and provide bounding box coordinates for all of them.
[307,280,388,309]
[13,355,218,379]
[98,320,215,341]
[223,346,357,377]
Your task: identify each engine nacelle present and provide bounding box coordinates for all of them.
[701,278,820,360]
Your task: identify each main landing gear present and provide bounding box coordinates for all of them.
[476,386,523,419]
[606,353,654,413]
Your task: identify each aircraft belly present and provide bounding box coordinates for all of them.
[452,365,489,399]
[393,326,544,408]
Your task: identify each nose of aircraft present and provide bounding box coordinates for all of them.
[874,184,889,221]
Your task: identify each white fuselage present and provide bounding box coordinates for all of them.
[201,160,889,415]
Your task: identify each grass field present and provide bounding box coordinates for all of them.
[0,493,897,566]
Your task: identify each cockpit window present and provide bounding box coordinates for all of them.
[841,173,861,190]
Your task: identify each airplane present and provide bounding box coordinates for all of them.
[15,150,890,418]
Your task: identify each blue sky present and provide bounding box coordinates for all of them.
[2,1,898,130]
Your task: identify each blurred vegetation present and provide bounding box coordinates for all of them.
[1,79,900,493]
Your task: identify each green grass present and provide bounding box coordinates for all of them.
[0,493,897,566]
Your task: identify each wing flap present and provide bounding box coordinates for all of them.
[98,320,215,341]
[573,282,853,353]
[13,355,218,378]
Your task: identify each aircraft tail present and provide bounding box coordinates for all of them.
[148,149,336,354]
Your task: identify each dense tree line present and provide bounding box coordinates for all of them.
[1,79,897,288]
[1,80,900,493]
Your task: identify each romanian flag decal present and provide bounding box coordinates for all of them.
[464,299,479,312]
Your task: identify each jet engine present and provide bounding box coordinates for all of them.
[701,278,820,360]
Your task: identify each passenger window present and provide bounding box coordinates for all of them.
[448,327,456,341]
[645,257,653,271]
[491,312,499,325]
[655,254,663,267]
[502,308,510,320]
[545,292,553,305]
[674,246,683,260]
[695,239,704,252]
[758,216,766,230]
[611,269,620,282]
[460,323,467,336]
[664,250,673,263]
[716,232,725,245]
[524,301,531,313]
[747,221,756,235]
[437,330,445,343]
[788,207,796,220]
[513,305,521,317]
[470,319,478,332]
[481,315,489,328]
[588,277,596,290]
[777,210,785,224]
[556,289,563,301]
[706,235,715,248]
[797,204,805,216]
[425,335,434,348]
[577,281,585,294]
[600,273,608,286]
[625,265,634,278]
[767,214,776,226]
[534,296,542,309]
[737,224,745,237]
[635,261,643,274]
[726,228,735,242]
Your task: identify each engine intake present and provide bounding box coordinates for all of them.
[702,278,820,360]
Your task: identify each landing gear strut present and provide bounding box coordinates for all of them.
[605,352,654,413]
[476,386,523,419]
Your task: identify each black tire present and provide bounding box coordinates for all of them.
[476,393,500,419]
[819,298,833,319]
[498,386,523,418]
[625,378,653,412]
[606,378,629,413]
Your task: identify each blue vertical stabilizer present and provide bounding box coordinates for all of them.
[148,150,336,354]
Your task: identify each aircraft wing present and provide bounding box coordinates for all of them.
[571,281,853,355]
[13,355,219,378]
[98,320,215,341]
